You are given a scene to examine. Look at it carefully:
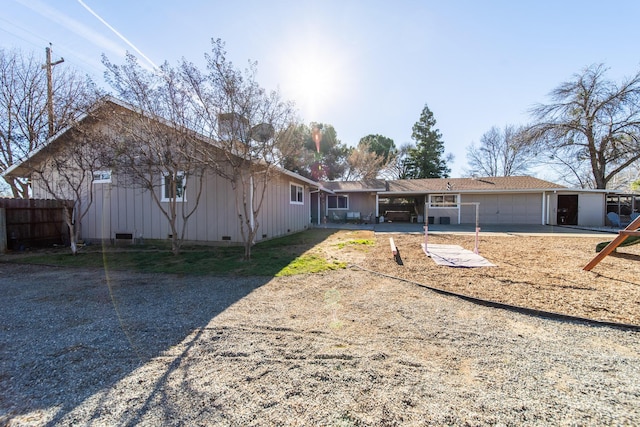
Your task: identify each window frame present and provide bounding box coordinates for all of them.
[328,194,349,210]
[161,171,187,202]
[428,194,459,208]
[92,170,112,184]
[290,182,304,205]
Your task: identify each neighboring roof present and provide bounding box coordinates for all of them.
[386,176,567,193]
[322,176,568,195]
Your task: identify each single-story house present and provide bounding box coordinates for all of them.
[4,97,638,244]
[315,177,640,228]
[3,98,326,245]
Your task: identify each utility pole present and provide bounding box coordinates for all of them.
[42,44,64,138]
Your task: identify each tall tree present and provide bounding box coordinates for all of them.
[465,125,535,177]
[358,134,396,163]
[0,48,96,198]
[529,64,640,189]
[405,104,451,178]
[279,122,349,181]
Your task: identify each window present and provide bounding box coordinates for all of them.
[429,194,458,208]
[162,171,186,202]
[328,195,349,209]
[290,183,304,204]
[92,170,111,184]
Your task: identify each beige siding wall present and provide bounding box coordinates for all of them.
[460,193,543,224]
[429,207,458,224]
[327,192,376,221]
[342,193,376,217]
[79,169,311,244]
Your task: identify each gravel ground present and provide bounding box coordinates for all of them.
[1,261,639,426]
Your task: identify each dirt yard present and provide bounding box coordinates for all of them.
[2,229,640,425]
[319,229,640,326]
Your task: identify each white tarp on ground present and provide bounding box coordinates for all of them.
[421,243,496,268]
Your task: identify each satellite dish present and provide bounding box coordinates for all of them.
[250,123,275,142]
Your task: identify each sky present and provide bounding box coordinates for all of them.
[3,0,640,178]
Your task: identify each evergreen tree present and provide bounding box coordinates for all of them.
[406,104,451,178]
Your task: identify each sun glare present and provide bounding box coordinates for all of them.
[280,39,349,120]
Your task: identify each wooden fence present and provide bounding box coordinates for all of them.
[0,198,73,251]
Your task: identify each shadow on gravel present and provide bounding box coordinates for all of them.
[0,265,268,424]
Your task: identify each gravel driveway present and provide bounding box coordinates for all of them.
[1,263,638,426]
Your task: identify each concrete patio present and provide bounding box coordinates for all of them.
[314,221,619,237]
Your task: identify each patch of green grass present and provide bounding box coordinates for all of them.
[275,254,347,276]
[1,229,348,277]
[334,238,375,249]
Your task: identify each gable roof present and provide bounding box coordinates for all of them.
[324,176,566,194]
[3,96,128,178]
[3,96,325,190]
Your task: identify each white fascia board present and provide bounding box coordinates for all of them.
[333,188,386,193]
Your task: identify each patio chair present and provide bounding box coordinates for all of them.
[607,212,629,228]
[362,212,373,224]
[331,212,342,223]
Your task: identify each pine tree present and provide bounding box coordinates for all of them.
[406,104,451,178]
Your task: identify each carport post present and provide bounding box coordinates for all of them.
[424,205,429,252]
[474,202,480,254]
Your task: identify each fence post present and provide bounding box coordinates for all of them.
[0,208,6,253]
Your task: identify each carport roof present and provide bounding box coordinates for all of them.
[323,176,567,193]
[387,176,566,192]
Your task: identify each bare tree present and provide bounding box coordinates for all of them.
[103,55,207,256]
[465,125,535,177]
[528,64,640,189]
[341,134,397,180]
[383,142,414,179]
[104,40,298,259]
[178,39,298,259]
[0,48,96,198]
[344,143,385,180]
[26,110,110,254]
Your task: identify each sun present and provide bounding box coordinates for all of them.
[279,38,349,119]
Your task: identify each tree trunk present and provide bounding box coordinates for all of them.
[63,206,78,255]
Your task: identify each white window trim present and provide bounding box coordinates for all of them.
[161,171,187,202]
[92,170,112,184]
[428,193,459,208]
[328,194,349,210]
[290,182,304,205]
